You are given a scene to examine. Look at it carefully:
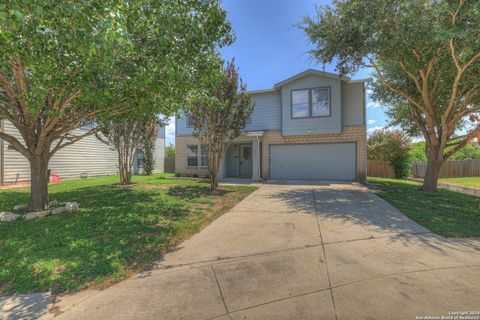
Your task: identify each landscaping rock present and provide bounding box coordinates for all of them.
[25,210,51,220]
[13,204,28,211]
[51,207,67,215]
[0,212,21,222]
[65,202,79,212]
[49,200,58,206]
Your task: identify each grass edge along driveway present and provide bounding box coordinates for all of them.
[368,177,480,238]
[0,174,256,296]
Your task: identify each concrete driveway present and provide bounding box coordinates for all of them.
[51,183,480,319]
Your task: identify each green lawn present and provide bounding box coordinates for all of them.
[439,177,480,189]
[368,177,480,238]
[0,174,255,295]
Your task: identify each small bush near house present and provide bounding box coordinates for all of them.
[175,173,181,177]
[368,129,412,179]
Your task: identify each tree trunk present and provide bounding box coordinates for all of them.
[422,158,443,192]
[209,169,218,191]
[207,149,221,191]
[29,154,50,211]
[117,147,132,185]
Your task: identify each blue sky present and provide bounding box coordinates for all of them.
[164,0,387,145]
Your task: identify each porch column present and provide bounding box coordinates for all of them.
[252,137,261,181]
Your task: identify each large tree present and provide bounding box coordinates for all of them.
[0,1,232,210]
[301,0,480,191]
[187,58,253,191]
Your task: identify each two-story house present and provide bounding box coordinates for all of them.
[175,69,367,182]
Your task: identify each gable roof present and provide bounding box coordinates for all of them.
[246,69,370,95]
[273,69,351,89]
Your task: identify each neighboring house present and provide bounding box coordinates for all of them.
[0,120,165,185]
[175,69,367,182]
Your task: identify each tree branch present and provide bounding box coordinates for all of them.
[444,125,480,160]
[9,59,31,124]
[0,129,30,159]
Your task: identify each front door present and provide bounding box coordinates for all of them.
[239,145,253,177]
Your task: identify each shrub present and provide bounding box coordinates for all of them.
[175,173,181,177]
[368,129,412,179]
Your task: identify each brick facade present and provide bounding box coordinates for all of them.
[176,125,366,181]
[261,125,366,181]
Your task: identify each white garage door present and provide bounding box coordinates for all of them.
[270,143,356,180]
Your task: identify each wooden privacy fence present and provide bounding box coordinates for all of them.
[164,157,175,173]
[412,159,480,178]
[368,160,395,178]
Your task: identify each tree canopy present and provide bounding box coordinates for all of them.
[0,0,233,210]
[301,0,480,191]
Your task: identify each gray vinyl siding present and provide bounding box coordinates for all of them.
[342,82,365,126]
[176,110,194,136]
[174,72,365,137]
[1,120,165,183]
[281,74,342,136]
[244,92,281,131]
[176,91,281,135]
[2,121,30,183]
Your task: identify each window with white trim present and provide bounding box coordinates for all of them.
[291,89,309,118]
[312,88,330,116]
[291,87,331,118]
[187,145,198,167]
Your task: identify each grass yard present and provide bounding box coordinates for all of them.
[439,177,480,189]
[368,177,480,238]
[0,174,255,295]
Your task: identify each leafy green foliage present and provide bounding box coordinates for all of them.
[411,141,480,162]
[0,0,233,209]
[409,142,428,163]
[369,177,480,238]
[301,0,480,190]
[0,174,255,294]
[368,129,412,178]
[450,142,480,160]
[165,143,175,158]
[187,58,253,190]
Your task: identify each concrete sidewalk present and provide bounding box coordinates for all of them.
[4,182,479,319]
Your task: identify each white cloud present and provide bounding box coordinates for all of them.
[367,119,377,125]
[367,126,384,135]
[366,101,382,109]
[165,117,175,145]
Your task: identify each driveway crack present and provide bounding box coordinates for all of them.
[211,265,229,315]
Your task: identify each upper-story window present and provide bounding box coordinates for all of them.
[291,87,330,118]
